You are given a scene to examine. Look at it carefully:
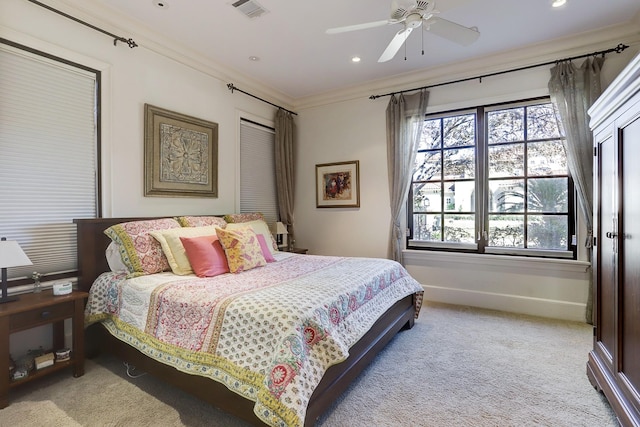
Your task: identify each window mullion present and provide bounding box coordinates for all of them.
[523,105,529,249]
[477,107,488,253]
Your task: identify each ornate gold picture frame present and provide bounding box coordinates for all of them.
[144,104,218,198]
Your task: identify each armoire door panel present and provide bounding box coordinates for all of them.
[598,136,617,360]
[588,52,640,427]
[621,118,640,398]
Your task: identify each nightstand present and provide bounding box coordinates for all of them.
[0,290,88,408]
[283,247,308,254]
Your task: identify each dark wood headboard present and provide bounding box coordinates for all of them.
[74,217,158,292]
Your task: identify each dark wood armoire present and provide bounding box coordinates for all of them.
[588,52,640,427]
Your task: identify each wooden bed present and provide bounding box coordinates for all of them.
[75,217,419,427]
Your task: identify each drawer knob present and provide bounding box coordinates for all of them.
[40,311,51,318]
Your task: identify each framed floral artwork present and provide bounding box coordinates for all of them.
[316,160,360,208]
[144,104,218,197]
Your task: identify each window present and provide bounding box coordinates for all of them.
[239,119,278,225]
[0,40,99,286]
[409,98,574,258]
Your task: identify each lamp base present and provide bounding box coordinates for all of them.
[0,295,19,304]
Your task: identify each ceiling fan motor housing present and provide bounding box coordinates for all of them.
[391,0,435,20]
[406,13,423,28]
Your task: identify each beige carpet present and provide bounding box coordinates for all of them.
[2,302,616,427]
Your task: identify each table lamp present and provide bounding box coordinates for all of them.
[275,222,288,250]
[0,237,33,304]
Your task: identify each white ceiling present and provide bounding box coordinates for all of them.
[82,0,639,100]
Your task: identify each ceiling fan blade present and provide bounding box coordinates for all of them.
[326,20,394,34]
[425,16,479,46]
[378,27,413,63]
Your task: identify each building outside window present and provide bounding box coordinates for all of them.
[408,98,574,259]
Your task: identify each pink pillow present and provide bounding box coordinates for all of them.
[180,235,229,277]
[256,234,276,262]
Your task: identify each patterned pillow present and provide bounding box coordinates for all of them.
[226,218,278,253]
[256,234,276,262]
[105,241,128,272]
[176,216,227,228]
[180,235,229,277]
[104,218,182,277]
[216,226,267,273]
[223,212,265,224]
[149,225,221,275]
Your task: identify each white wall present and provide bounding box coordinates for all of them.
[295,97,391,257]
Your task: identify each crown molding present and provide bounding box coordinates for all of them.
[589,49,640,130]
[23,1,640,113]
[294,20,640,111]
[48,0,296,112]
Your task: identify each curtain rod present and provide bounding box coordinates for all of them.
[227,83,297,116]
[369,43,629,100]
[27,0,138,48]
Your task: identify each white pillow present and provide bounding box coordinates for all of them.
[105,241,128,272]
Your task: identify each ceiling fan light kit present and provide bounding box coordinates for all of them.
[326,0,480,62]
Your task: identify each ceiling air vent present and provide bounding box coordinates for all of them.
[231,0,268,19]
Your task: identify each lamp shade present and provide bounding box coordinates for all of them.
[275,222,288,235]
[0,238,33,269]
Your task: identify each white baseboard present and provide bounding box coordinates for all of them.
[422,284,587,323]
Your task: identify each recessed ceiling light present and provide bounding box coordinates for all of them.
[249,56,260,61]
[351,56,361,63]
[153,0,169,9]
[552,0,566,7]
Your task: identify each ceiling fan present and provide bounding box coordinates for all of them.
[326,0,480,62]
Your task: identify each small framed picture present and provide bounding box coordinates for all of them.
[315,160,360,208]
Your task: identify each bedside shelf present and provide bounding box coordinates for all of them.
[9,358,74,388]
[0,290,88,408]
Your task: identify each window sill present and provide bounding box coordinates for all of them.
[408,240,575,260]
[408,240,477,251]
[7,278,78,297]
[484,247,574,259]
[402,249,590,274]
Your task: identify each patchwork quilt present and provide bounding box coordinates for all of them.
[85,252,423,427]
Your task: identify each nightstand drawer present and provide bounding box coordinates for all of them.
[9,301,74,331]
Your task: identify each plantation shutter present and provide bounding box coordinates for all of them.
[0,43,98,282]
[239,119,278,226]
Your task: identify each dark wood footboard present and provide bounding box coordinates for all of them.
[305,294,415,425]
[88,294,415,426]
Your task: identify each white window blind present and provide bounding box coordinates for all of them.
[239,119,278,227]
[0,44,98,282]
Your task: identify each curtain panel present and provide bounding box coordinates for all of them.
[548,56,605,323]
[386,90,429,262]
[274,109,296,242]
